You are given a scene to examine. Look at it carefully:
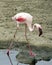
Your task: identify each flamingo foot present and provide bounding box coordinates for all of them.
[7,50,9,56]
[29,51,36,57]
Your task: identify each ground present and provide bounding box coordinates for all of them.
[0,0,52,64]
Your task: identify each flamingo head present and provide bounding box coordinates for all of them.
[34,23,43,36]
[38,27,43,36]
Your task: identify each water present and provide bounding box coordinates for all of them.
[0,50,28,65]
[0,50,52,65]
[0,50,18,65]
[36,59,52,65]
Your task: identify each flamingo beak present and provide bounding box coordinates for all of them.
[38,27,43,36]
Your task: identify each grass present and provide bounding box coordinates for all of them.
[0,0,52,64]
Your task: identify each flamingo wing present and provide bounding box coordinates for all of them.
[16,17,26,22]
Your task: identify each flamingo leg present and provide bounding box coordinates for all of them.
[25,24,29,43]
[7,54,13,65]
[7,28,18,56]
[9,28,17,49]
[25,24,36,57]
[7,28,19,65]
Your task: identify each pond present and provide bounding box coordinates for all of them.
[0,50,52,65]
[36,59,52,65]
[0,50,28,65]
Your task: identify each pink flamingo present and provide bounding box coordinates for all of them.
[7,12,43,57]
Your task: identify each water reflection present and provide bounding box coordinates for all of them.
[0,50,52,65]
[0,50,18,65]
[0,50,28,65]
[36,59,52,65]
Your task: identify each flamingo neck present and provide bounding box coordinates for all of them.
[29,24,35,32]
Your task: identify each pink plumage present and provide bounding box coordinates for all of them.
[16,17,26,22]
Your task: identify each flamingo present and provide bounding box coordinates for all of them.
[7,12,43,57]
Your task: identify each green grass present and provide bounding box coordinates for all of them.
[0,0,52,47]
[0,0,52,63]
